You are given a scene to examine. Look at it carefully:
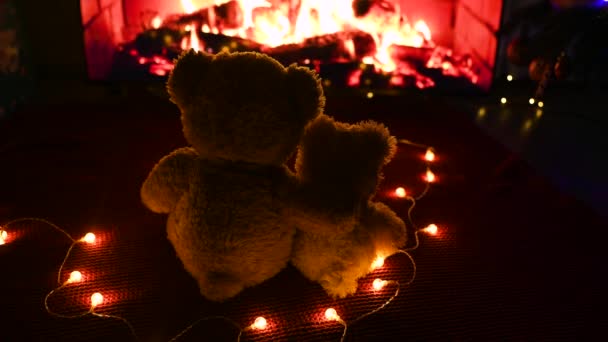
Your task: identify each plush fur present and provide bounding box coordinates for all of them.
[291,115,407,298]
[141,50,324,301]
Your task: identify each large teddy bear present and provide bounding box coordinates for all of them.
[141,49,406,301]
[291,114,407,298]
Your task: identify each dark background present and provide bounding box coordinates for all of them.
[2,0,608,341]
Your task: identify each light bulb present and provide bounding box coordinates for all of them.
[68,271,82,283]
[425,170,436,183]
[325,308,340,321]
[423,224,438,235]
[90,292,103,307]
[371,256,385,270]
[372,278,387,291]
[537,101,544,108]
[251,317,267,330]
[81,233,96,244]
[0,229,7,245]
[529,98,535,105]
[500,97,507,104]
[507,75,513,81]
[424,148,435,162]
[366,92,374,99]
[394,187,406,198]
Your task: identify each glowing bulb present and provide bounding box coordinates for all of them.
[500,97,507,104]
[537,101,544,108]
[366,92,374,99]
[529,98,535,105]
[507,74,513,81]
[372,278,387,291]
[425,148,435,162]
[251,317,267,330]
[0,229,7,244]
[536,109,543,118]
[371,256,385,270]
[425,170,436,183]
[90,292,103,307]
[325,308,340,321]
[82,233,96,244]
[395,187,406,198]
[423,224,438,236]
[68,271,82,283]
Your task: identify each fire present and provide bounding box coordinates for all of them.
[139,0,479,88]
[181,0,203,52]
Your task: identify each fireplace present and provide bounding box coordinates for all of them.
[80,0,503,92]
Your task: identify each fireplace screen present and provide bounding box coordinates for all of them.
[80,0,502,92]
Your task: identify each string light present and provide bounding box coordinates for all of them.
[424,148,435,162]
[425,169,436,183]
[81,232,96,244]
[372,278,388,291]
[507,74,513,81]
[3,133,440,342]
[537,101,544,108]
[325,308,341,322]
[500,97,507,104]
[67,271,83,284]
[529,98,535,105]
[250,316,267,330]
[90,292,104,307]
[395,187,407,198]
[0,229,7,245]
[366,92,374,99]
[423,224,438,236]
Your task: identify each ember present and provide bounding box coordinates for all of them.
[83,0,501,91]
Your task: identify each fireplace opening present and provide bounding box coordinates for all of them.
[80,0,502,92]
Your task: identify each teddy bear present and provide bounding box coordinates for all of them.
[290,114,407,298]
[140,49,326,302]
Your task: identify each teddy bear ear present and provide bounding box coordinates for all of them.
[355,121,398,166]
[166,49,213,108]
[285,64,326,123]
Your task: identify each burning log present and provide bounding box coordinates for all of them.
[196,32,263,53]
[388,45,434,65]
[263,30,376,65]
[163,0,243,31]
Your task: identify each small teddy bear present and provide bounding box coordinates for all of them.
[140,50,325,301]
[290,114,407,298]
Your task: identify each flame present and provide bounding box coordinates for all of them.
[181,0,202,52]
[154,0,478,88]
[151,15,163,29]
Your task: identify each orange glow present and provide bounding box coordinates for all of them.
[0,230,6,245]
[423,224,438,236]
[90,292,104,307]
[424,149,435,162]
[251,316,267,330]
[325,308,340,321]
[425,170,436,183]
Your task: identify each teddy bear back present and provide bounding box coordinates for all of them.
[167,50,326,166]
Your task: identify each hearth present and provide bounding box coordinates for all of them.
[80,0,503,92]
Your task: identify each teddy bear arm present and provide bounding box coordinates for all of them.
[285,179,358,235]
[362,201,408,254]
[141,147,198,213]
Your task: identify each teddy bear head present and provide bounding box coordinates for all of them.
[167,50,325,165]
[295,115,397,202]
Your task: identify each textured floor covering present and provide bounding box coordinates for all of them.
[0,90,605,341]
